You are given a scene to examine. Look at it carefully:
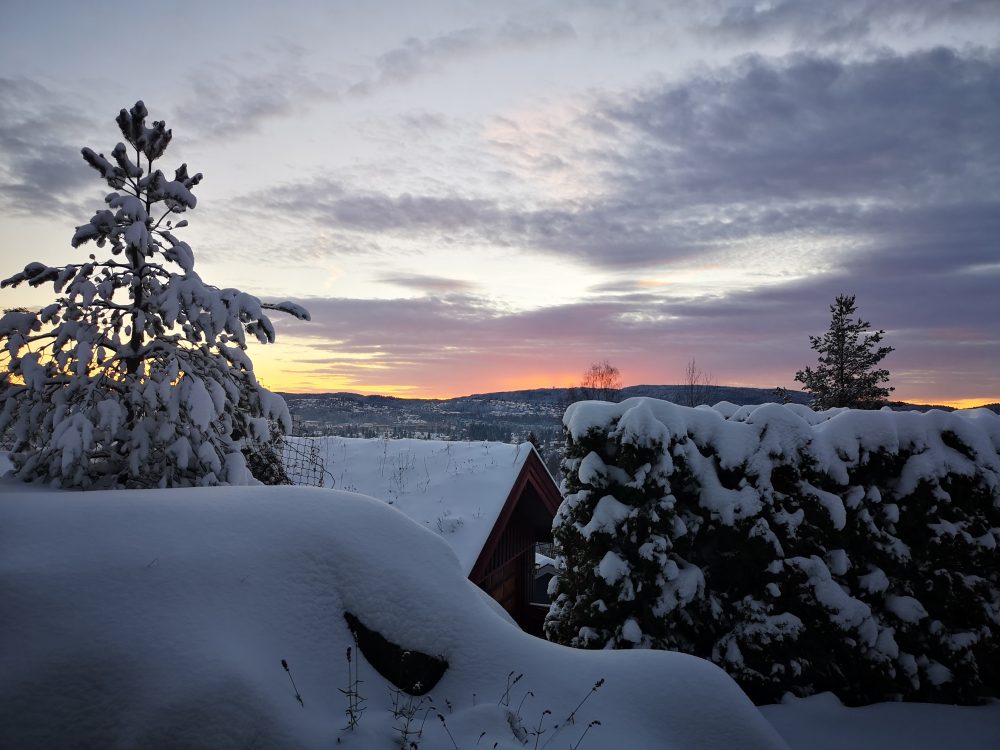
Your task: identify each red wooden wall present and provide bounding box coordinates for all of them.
[469,450,562,636]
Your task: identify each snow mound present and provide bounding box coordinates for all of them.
[0,484,785,749]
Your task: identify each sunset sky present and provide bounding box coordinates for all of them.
[1,0,998,405]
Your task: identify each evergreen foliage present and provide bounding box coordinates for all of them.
[545,398,1000,705]
[795,294,893,409]
[0,101,309,488]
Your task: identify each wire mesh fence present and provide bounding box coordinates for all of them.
[245,416,328,487]
[279,433,327,487]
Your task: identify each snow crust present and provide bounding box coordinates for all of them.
[0,482,785,749]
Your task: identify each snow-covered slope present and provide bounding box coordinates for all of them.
[292,437,536,574]
[0,483,785,749]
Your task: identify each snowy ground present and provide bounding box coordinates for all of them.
[1,463,997,748]
[761,692,1000,750]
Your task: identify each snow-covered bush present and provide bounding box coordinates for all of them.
[545,398,1000,705]
[0,101,309,488]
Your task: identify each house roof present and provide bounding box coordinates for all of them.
[297,437,550,575]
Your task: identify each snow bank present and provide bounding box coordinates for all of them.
[761,692,1000,750]
[0,483,785,749]
[549,398,1000,705]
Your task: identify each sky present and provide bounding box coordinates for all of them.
[1,0,998,405]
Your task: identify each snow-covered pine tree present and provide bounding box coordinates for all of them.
[0,101,309,489]
[794,294,893,410]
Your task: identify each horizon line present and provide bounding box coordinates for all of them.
[270,384,999,410]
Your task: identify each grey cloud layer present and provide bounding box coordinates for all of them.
[170,17,575,139]
[700,0,1000,45]
[379,274,477,293]
[251,47,999,278]
[279,270,999,364]
[352,19,575,94]
[262,40,999,395]
[0,78,97,218]
[596,48,998,206]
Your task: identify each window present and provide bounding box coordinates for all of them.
[531,541,556,605]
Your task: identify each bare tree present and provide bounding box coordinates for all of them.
[579,360,623,402]
[682,358,715,407]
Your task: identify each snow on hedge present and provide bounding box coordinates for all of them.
[0,482,785,750]
[546,398,1000,705]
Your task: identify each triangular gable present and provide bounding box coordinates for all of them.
[468,447,562,584]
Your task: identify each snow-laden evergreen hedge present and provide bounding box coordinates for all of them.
[545,398,1000,705]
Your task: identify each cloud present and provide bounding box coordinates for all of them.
[288,187,500,233]
[174,18,575,138]
[243,176,709,268]
[173,45,339,138]
[594,47,999,206]
[243,47,999,279]
[379,274,478,294]
[350,20,576,96]
[236,42,998,401]
[698,0,1000,47]
[267,256,999,399]
[269,294,658,394]
[0,78,98,218]
[398,110,452,134]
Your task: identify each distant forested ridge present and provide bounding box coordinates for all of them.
[278,386,969,479]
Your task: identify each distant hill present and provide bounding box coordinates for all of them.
[283,385,966,414]
[462,384,813,406]
[625,384,811,405]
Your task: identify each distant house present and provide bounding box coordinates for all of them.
[296,437,563,635]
